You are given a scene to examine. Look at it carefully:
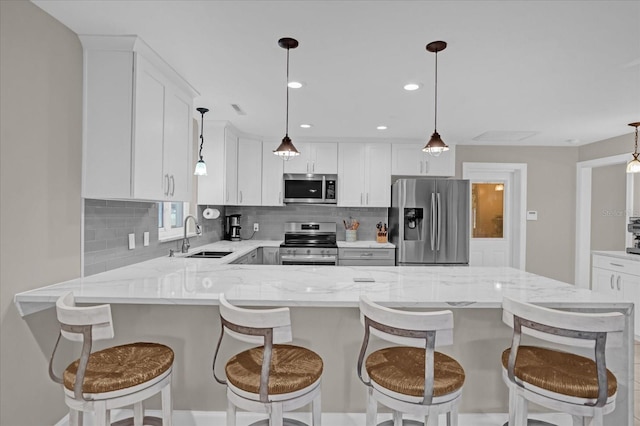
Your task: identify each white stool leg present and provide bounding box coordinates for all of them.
[161,381,172,426]
[586,410,603,426]
[226,400,236,426]
[448,405,459,426]
[312,392,321,426]
[572,415,584,426]
[133,401,143,426]
[69,409,82,426]
[514,393,528,426]
[426,413,438,426]
[393,410,402,426]
[366,387,377,426]
[94,401,108,426]
[270,403,283,426]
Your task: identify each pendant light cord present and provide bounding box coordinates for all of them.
[434,50,438,132]
[285,47,290,137]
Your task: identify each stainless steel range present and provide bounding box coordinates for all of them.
[279,222,338,265]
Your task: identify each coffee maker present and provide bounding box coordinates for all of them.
[225,214,242,241]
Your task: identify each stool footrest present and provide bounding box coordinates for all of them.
[248,418,309,426]
[378,420,424,426]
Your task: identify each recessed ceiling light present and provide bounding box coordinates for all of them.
[300,124,313,128]
[288,81,304,89]
[403,83,422,91]
[377,126,388,130]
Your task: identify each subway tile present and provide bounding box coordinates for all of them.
[95,228,117,240]
[84,230,96,241]
[84,262,107,276]
[85,216,107,229]
[85,199,107,207]
[85,240,107,253]
[106,217,128,228]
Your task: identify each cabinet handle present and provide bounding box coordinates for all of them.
[617,275,621,291]
[279,191,282,204]
[360,193,364,205]
[424,160,429,174]
[312,161,315,173]
[170,175,175,196]
[610,263,624,268]
[610,274,614,289]
[360,252,373,257]
[420,161,423,174]
[226,190,229,202]
[239,191,243,203]
[366,193,369,205]
[164,174,170,196]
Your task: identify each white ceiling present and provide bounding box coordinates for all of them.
[32,0,640,147]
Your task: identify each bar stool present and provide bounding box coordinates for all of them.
[357,296,465,426]
[213,294,323,426]
[501,297,625,426]
[49,292,174,426]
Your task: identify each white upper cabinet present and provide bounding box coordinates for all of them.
[262,143,284,206]
[338,142,391,207]
[391,142,455,177]
[237,137,262,206]
[80,36,198,201]
[283,142,338,174]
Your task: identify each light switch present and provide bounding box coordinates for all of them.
[143,231,149,247]
[128,233,135,250]
[527,211,538,221]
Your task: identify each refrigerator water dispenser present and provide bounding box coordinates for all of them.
[403,208,423,240]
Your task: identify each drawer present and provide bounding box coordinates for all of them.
[339,259,395,267]
[592,255,640,276]
[339,248,395,261]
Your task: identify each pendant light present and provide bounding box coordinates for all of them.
[422,41,449,157]
[627,122,640,173]
[194,107,209,176]
[273,37,301,160]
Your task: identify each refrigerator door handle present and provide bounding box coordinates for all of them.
[430,193,436,250]
[436,192,442,251]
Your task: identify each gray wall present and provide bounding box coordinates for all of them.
[0,1,83,424]
[579,132,636,161]
[456,146,579,284]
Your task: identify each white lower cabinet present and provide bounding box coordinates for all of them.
[592,254,640,336]
[338,248,395,266]
[391,142,455,177]
[261,247,280,265]
[338,143,391,207]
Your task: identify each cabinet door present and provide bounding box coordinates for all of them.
[365,143,391,207]
[312,143,338,174]
[262,247,280,265]
[163,86,192,201]
[338,143,365,206]
[283,141,310,173]
[237,137,262,205]
[224,129,238,205]
[619,272,640,335]
[591,267,619,298]
[133,55,166,200]
[391,143,455,177]
[262,142,284,206]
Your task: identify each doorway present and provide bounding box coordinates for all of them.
[463,163,527,269]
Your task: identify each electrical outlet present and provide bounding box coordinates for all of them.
[128,233,135,250]
[253,223,259,232]
[143,231,149,246]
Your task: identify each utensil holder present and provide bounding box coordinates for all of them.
[376,232,388,243]
[346,230,357,242]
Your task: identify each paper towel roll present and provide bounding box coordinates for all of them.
[203,208,220,219]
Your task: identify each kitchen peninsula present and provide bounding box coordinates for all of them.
[14,241,634,425]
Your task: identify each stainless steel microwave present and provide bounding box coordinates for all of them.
[283,174,337,204]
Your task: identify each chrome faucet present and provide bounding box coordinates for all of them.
[181,215,202,253]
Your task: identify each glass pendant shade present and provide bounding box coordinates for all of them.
[627,122,640,174]
[422,131,449,157]
[273,135,300,160]
[194,159,207,176]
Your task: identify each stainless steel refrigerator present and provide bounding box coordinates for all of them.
[389,178,470,265]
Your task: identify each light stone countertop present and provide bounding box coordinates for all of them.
[337,241,395,249]
[14,240,627,317]
[592,250,640,262]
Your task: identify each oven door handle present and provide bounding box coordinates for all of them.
[280,254,337,264]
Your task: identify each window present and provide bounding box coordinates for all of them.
[471,183,504,238]
[158,202,191,241]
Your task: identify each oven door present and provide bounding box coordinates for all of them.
[280,255,337,266]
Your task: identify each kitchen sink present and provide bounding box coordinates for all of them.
[187,251,233,259]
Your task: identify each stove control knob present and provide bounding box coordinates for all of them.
[306,249,311,255]
[320,250,325,256]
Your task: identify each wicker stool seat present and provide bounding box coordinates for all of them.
[357,296,465,426]
[63,342,174,394]
[366,347,465,398]
[49,293,174,426]
[501,297,624,426]
[213,295,323,425]
[226,344,323,396]
[501,346,616,399]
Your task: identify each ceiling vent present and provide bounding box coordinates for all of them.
[230,104,246,115]
[472,131,538,142]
